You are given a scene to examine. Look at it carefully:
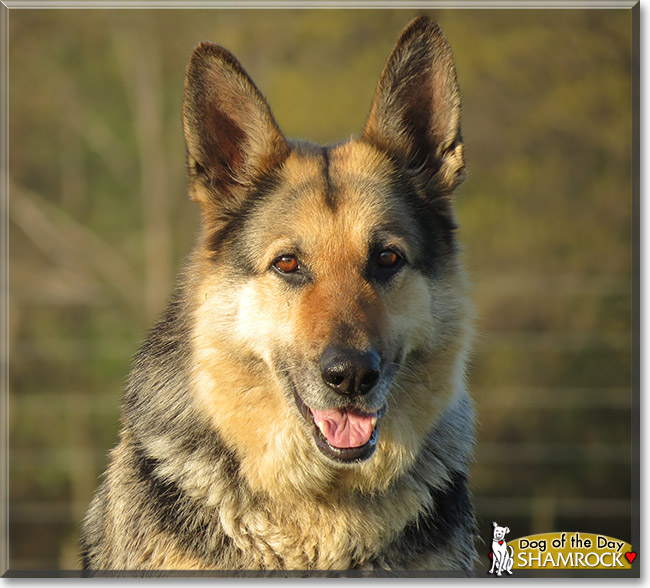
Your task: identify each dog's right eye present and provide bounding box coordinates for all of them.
[273,255,299,274]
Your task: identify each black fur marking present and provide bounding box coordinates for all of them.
[322,146,337,211]
[80,546,91,571]
[388,172,458,278]
[382,471,474,565]
[132,441,237,565]
[207,170,283,256]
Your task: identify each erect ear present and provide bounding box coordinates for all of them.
[362,17,464,197]
[183,42,288,209]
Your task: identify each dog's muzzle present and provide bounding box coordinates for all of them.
[293,346,387,463]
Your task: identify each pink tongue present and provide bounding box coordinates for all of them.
[310,408,375,448]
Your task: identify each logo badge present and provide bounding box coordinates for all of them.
[487,527,636,573]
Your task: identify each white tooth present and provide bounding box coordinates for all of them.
[371,417,377,427]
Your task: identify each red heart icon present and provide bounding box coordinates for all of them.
[488,552,493,559]
[499,540,504,545]
[625,552,636,564]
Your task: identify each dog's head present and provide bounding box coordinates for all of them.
[183,17,471,493]
[493,522,510,542]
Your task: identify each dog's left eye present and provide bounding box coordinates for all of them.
[370,248,405,283]
[377,249,401,268]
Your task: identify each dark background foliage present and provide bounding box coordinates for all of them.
[7,8,635,569]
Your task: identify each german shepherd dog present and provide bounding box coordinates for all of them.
[81,16,476,572]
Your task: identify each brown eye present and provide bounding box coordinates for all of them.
[377,249,401,268]
[273,255,299,273]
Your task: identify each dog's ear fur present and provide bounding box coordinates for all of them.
[504,527,510,534]
[183,42,288,210]
[363,16,464,197]
[493,522,498,528]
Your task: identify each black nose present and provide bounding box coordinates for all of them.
[320,346,381,396]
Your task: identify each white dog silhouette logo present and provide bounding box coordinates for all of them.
[489,522,514,576]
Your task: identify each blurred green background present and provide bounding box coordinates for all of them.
[7,8,636,570]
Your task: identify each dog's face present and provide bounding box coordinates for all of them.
[493,523,510,542]
[200,142,462,464]
[183,18,471,493]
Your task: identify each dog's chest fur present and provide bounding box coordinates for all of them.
[95,395,474,571]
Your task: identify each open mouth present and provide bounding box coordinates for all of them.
[293,391,385,463]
